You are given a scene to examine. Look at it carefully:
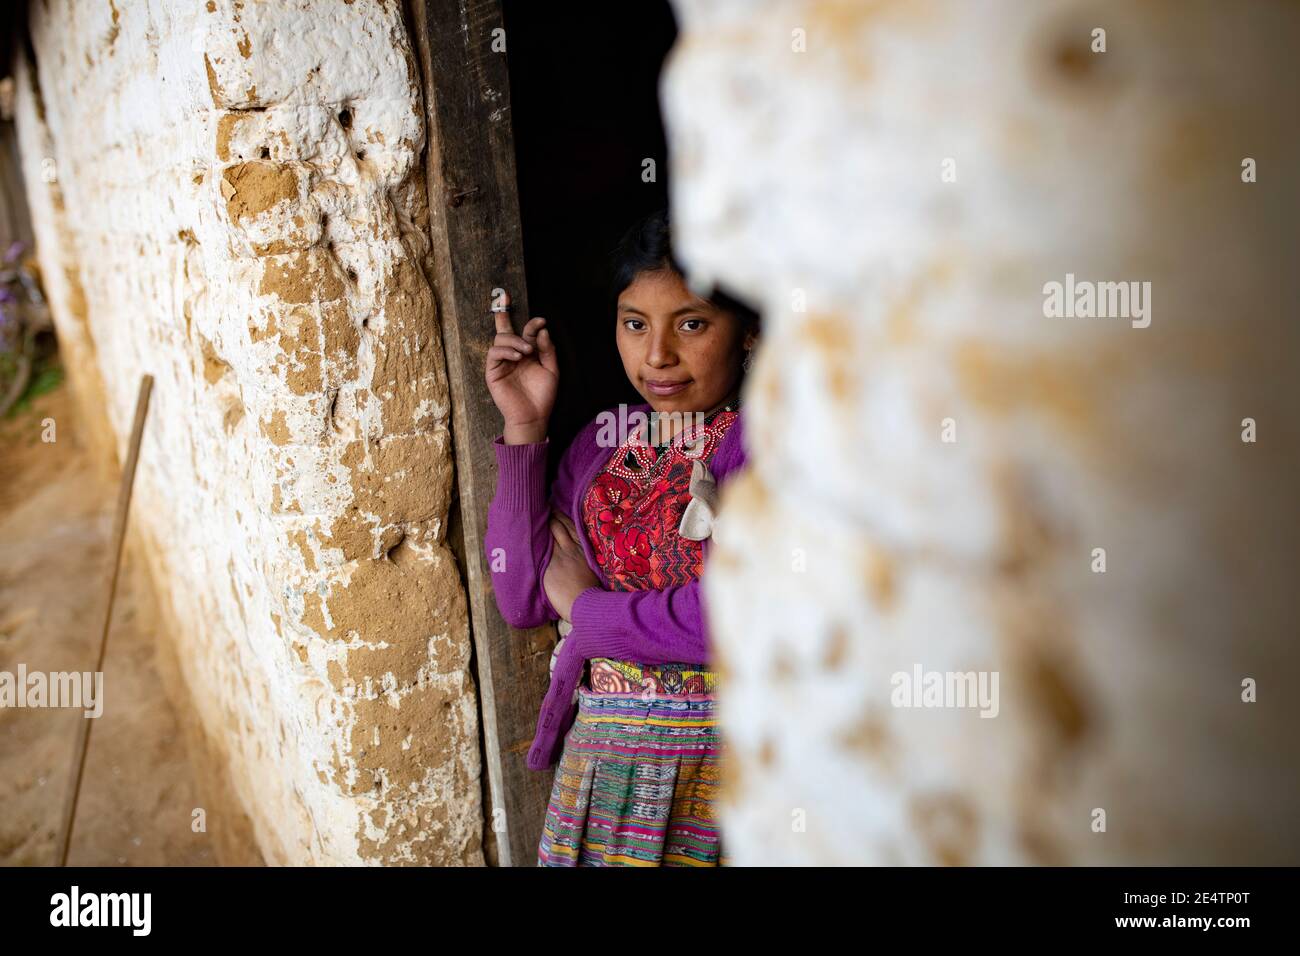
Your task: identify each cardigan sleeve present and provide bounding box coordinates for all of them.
[483,419,601,630]
[568,581,712,664]
[565,415,749,666]
[482,436,560,629]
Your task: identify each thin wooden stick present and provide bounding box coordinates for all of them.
[58,373,153,867]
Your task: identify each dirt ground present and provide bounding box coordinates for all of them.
[0,381,261,866]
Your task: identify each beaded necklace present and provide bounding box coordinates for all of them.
[609,394,742,485]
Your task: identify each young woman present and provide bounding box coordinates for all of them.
[482,209,758,866]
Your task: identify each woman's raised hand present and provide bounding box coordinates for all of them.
[485,293,558,444]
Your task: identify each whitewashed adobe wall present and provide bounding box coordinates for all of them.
[664,0,1299,863]
[17,0,482,864]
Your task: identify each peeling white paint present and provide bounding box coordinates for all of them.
[17,0,483,865]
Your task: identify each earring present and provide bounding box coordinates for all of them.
[742,347,754,372]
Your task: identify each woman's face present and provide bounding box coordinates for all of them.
[615,268,753,416]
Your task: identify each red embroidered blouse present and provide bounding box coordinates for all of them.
[578,404,739,696]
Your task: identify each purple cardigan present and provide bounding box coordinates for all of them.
[483,401,748,769]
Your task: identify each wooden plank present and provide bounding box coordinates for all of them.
[0,120,36,250]
[406,0,557,867]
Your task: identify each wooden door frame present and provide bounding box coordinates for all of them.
[407,0,555,867]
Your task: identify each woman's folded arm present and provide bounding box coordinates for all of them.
[484,419,600,629]
[483,436,561,629]
[567,580,712,666]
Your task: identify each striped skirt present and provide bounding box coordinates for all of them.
[537,685,726,866]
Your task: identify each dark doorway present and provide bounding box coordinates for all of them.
[501,0,678,480]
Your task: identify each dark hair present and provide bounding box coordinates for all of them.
[609,208,760,333]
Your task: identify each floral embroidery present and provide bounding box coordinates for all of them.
[592,473,634,552]
[613,527,652,576]
[588,665,635,695]
[593,472,631,507]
